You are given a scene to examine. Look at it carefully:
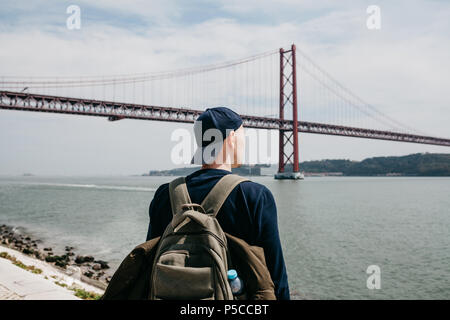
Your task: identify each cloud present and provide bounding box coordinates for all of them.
[0,0,449,174]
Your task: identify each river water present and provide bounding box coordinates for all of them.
[0,175,449,299]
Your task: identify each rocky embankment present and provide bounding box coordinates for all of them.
[0,224,111,289]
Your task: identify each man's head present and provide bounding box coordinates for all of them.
[191,107,245,169]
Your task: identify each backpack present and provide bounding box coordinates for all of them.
[101,174,276,300]
[149,174,247,300]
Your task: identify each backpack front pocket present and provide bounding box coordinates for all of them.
[153,263,214,300]
[158,250,189,266]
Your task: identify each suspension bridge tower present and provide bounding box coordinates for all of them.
[275,44,303,179]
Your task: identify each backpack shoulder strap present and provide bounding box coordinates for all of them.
[201,174,249,217]
[169,177,191,216]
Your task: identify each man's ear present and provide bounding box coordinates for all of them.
[227,130,236,148]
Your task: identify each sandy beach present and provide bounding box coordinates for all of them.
[0,244,105,300]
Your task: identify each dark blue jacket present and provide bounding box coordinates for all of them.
[146,168,290,300]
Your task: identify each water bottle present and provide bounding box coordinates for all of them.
[227,269,244,297]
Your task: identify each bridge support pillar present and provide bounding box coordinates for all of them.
[275,44,303,180]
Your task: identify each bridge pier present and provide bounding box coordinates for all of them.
[274,171,304,180]
[276,44,302,180]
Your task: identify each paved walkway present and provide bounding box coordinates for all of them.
[0,253,80,300]
[0,283,23,300]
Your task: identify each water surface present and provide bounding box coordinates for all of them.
[0,175,449,299]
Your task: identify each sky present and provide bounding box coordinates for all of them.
[0,0,449,175]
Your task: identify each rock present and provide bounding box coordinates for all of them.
[66,266,81,280]
[94,260,110,269]
[22,248,34,255]
[83,271,94,278]
[75,256,84,264]
[45,255,58,263]
[55,260,68,268]
[45,255,68,264]
[43,247,52,251]
[92,263,102,271]
[75,255,95,264]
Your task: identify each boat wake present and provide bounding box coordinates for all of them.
[18,182,156,192]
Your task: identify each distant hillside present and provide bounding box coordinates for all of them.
[144,164,270,176]
[300,153,450,176]
[144,153,450,177]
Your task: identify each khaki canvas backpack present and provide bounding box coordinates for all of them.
[101,174,276,300]
[149,174,247,300]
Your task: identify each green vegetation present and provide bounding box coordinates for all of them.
[54,281,68,288]
[54,281,102,300]
[145,153,450,177]
[73,288,102,300]
[0,251,43,274]
[300,153,450,176]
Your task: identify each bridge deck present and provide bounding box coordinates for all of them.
[1,90,449,147]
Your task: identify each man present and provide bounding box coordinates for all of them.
[146,107,290,300]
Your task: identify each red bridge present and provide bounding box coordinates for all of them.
[1,44,449,179]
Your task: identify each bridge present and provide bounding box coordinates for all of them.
[1,44,449,179]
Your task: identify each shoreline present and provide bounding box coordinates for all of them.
[0,245,104,299]
[0,224,110,292]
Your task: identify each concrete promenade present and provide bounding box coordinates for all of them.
[0,257,79,300]
[0,245,104,300]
